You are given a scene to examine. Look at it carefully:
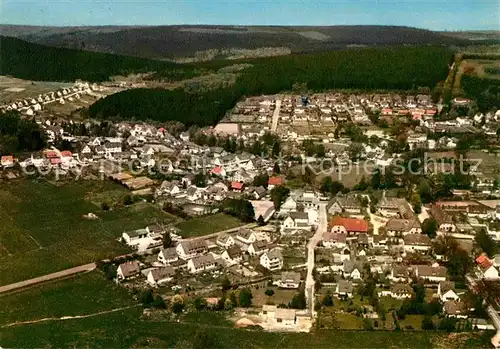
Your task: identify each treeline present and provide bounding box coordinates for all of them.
[461,75,500,111]
[89,46,453,126]
[0,36,195,82]
[0,111,46,154]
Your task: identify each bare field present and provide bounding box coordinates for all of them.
[0,76,74,103]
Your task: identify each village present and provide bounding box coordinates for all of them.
[1,87,500,344]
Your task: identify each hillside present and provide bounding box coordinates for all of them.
[88,46,453,127]
[1,24,465,61]
[0,36,194,82]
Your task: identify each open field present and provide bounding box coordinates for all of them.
[454,58,500,94]
[1,307,492,348]
[174,213,242,238]
[251,287,297,307]
[0,76,74,103]
[0,179,175,285]
[0,271,134,327]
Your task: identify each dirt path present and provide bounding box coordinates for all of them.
[2,305,139,328]
[0,263,96,294]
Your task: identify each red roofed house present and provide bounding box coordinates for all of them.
[211,166,226,177]
[50,158,62,165]
[231,181,244,192]
[268,176,283,189]
[329,216,368,236]
[1,155,15,168]
[45,151,58,158]
[381,108,392,116]
[476,253,491,267]
[60,151,73,164]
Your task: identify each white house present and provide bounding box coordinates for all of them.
[146,267,175,287]
[437,281,460,302]
[281,212,311,232]
[274,272,301,289]
[216,233,235,248]
[322,232,348,249]
[176,239,208,259]
[187,254,216,274]
[403,234,432,253]
[158,247,179,265]
[260,248,283,271]
[221,246,243,265]
[117,261,140,281]
[482,265,499,280]
[235,227,257,245]
[122,228,151,247]
[414,265,447,283]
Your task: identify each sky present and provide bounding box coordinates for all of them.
[1,0,499,31]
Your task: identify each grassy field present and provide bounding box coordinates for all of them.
[0,271,135,327]
[174,213,243,238]
[454,58,500,94]
[1,307,492,348]
[0,179,176,285]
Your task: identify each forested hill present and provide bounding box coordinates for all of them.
[0,36,193,82]
[1,24,466,61]
[88,46,453,127]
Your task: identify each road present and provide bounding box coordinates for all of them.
[271,99,281,132]
[305,202,327,316]
[0,263,96,294]
[362,194,387,235]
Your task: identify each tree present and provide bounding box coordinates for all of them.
[273,162,281,174]
[421,316,435,330]
[101,202,110,211]
[171,295,185,313]
[193,297,207,311]
[257,215,265,226]
[348,142,364,161]
[371,168,382,189]
[353,176,369,191]
[321,293,334,307]
[123,195,133,206]
[447,248,472,281]
[411,192,422,214]
[163,232,173,248]
[239,288,253,307]
[432,234,459,260]
[265,289,275,296]
[362,318,374,330]
[438,317,457,332]
[422,217,438,239]
[289,290,306,309]
[303,165,315,184]
[252,173,269,188]
[194,172,207,187]
[418,179,433,203]
[475,229,497,257]
[270,185,290,210]
[140,289,155,308]
[221,276,231,292]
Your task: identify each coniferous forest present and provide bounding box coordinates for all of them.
[88,46,453,126]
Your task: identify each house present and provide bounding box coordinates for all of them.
[329,216,368,235]
[470,318,496,330]
[333,246,351,262]
[221,246,243,264]
[403,234,432,253]
[261,304,277,318]
[280,196,297,213]
[187,254,217,274]
[231,181,244,192]
[481,264,499,280]
[122,228,150,247]
[103,142,122,154]
[377,195,413,219]
[1,155,15,168]
[385,219,422,238]
[180,132,190,142]
[216,233,235,248]
[328,195,363,215]
[247,240,270,256]
[250,200,276,222]
[211,166,227,177]
[250,186,267,200]
[414,265,447,283]
[117,261,140,281]
[443,300,468,319]
[261,305,297,327]
[158,247,179,265]
[438,281,459,302]
[343,260,361,280]
[388,265,409,283]
[335,280,354,298]
[176,239,208,259]
[281,212,311,232]
[274,272,301,289]
[260,248,284,271]
[236,227,257,244]
[268,176,284,189]
[389,283,413,299]
[146,266,175,287]
[322,232,348,249]
[429,204,456,233]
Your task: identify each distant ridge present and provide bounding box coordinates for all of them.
[1,24,467,61]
